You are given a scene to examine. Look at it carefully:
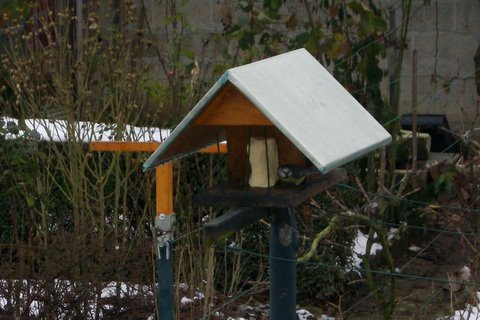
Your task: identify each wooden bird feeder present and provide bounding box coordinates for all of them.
[143,48,391,320]
[143,49,391,205]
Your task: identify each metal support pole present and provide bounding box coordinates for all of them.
[157,233,174,320]
[155,162,175,320]
[269,207,297,320]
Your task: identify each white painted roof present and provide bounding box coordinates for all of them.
[143,48,391,173]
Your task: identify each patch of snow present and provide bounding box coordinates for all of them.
[460,266,471,281]
[0,279,154,318]
[297,308,315,319]
[180,296,193,305]
[104,282,151,299]
[352,230,383,269]
[438,291,480,320]
[387,227,400,244]
[180,291,204,306]
[408,244,422,252]
[178,282,189,290]
[440,305,480,320]
[1,116,170,143]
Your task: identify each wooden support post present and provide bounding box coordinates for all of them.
[155,163,174,224]
[270,207,297,320]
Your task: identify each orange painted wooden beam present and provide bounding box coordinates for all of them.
[89,141,160,152]
[156,163,173,214]
[199,143,228,154]
[88,141,227,154]
[89,141,227,217]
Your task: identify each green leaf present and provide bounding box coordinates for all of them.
[263,0,282,11]
[270,0,282,11]
[293,32,309,48]
[183,50,195,60]
[26,194,35,207]
[257,10,273,23]
[238,31,253,50]
[347,1,371,14]
[239,0,251,11]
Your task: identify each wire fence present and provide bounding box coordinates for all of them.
[224,244,477,288]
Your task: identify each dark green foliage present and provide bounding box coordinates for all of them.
[0,122,44,244]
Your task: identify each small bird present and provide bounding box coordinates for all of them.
[277,165,318,186]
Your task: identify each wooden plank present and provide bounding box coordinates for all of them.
[199,143,228,154]
[89,141,159,152]
[156,163,173,214]
[89,141,227,154]
[193,84,273,126]
[193,168,346,208]
[225,126,251,187]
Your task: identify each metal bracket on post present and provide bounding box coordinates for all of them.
[155,213,176,259]
[156,231,174,260]
[155,213,176,260]
[155,213,176,233]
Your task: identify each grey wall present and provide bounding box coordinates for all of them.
[399,0,480,133]
[141,0,480,132]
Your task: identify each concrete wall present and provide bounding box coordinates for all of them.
[141,0,480,132]
[140,0,226,75]
[399,0,480,133]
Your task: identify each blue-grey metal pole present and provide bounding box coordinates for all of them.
[269,207,297,319]
[157,238,174,320]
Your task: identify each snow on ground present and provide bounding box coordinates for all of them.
[1,116,170,142]
[180,291,205,306]
[352,229,383,268]
[297,308,315,319]
[0,279,155,318]
[436,292,480,320]
[444,306,480,320]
